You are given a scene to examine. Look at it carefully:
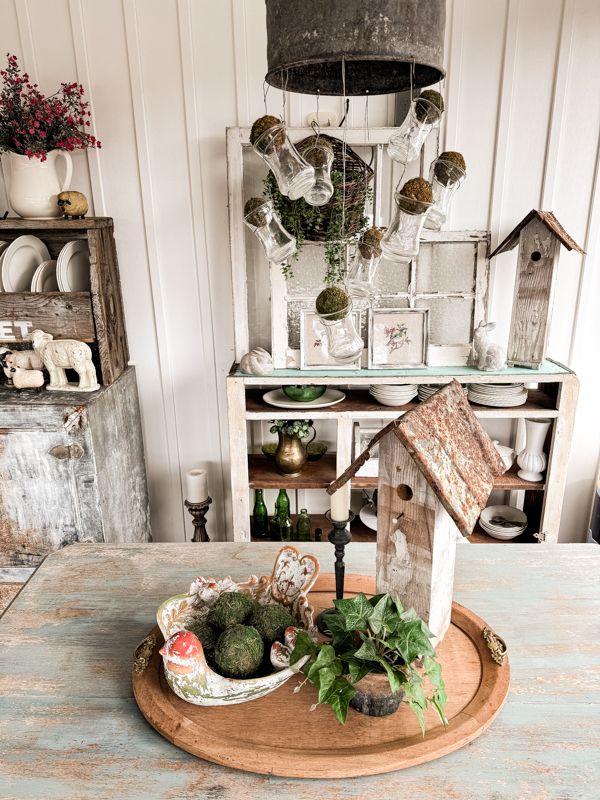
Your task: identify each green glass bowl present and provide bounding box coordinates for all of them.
[261,442,328,462]
[282,385,327,402]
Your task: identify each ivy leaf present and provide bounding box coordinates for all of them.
[394,592,405,617]
[333,593,373,630]
[399,607,419,623]
[406,699,426,736]
[307,643,336,682]
[353,637,380,662]
[326,676,356,725]
[381,662,408,694]
[290,631,316,666]
[389,619,436,664]
[423,655,447,725]
[344,656,372,684]
[316,661,344,705]
[324,611,355,650]
[367,594,395,636]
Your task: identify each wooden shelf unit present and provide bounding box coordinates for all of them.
[227,361,579,544]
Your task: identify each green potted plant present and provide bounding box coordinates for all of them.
[270,419,315,477]
[290,591,447,729]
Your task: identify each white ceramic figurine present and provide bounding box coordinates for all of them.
[29,329,100,392]
[239,347,274,375]
[469,321,507,372]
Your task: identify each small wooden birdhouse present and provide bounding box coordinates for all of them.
[328,381,505,645]
[490,210,585,369]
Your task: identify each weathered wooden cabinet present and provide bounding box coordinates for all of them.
[0,366,150,570]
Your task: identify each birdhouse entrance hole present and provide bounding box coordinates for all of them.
[396,484,413,502]
[531,251,542,262]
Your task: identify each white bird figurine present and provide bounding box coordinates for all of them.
[239,347,274,375]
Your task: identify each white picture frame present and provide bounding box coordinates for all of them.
[300,310,363,370]
[368,308,429,369]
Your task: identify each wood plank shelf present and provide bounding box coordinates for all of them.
[467,521,536,544]
[248,455,545,492]
[251,513,376,543]
[244,388,558,419]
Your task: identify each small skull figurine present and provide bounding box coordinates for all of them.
[239,347,274,375]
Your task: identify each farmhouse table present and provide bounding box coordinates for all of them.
[1,543,599,800]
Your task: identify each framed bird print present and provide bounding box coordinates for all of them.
[368,308,429,369]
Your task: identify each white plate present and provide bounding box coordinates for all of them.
[480,519,526,535]
[359,503,378,532]
[483,529,525,541]
[262,388,346,409]
[0,242,10,291]
[32,260,59,292]
[57,240,91,292]
[370,395,416,407]
[2,235,50,292]
[481,504,527,528]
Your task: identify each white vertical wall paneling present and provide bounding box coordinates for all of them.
[13,0,38,84]
[122,0,184,540]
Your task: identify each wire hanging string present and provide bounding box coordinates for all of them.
[364,91,370,226]
[341,55,348,283]
[263,80,270,117]
[280,67,289,125]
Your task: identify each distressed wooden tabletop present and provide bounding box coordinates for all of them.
[1,542,599,800]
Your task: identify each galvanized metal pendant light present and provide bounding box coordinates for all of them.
[265,0,446,96]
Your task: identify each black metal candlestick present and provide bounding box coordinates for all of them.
[316,510,354,636]
[184,497,212,542]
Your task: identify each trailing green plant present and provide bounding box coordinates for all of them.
[269,419,313,439]
[263,171,371,284]
[290,592,447,729]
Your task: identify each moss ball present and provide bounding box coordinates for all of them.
[434,151,466,186]
[250,115,284,146]
[359,226,384,258]
[302,137,333,168]
[244,197,268,227]
[316,286,350,321]
[214,624,264,678]
[398,177,433,214]
[207,592,254,631]
[415,90,445,123]
[184,619,219,654]
[249,604,296,644]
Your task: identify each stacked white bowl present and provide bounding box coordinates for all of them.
[418,383,468,402]
[369,384,418,407]
[479,505,527,540]
[467,383,528,407]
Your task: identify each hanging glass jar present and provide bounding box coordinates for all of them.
[387,91,444,165]
[252,121,315,201]
[347,228,384,297]
[243,197,297,264]
[302,140,334,206]
[424,152,466,231]
[381,178,433,263]
[315,287,363,364]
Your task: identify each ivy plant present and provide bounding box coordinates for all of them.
[269,419,313,439]
[263,171,371,284]
[290,592,447,730]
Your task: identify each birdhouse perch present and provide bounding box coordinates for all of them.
[328,380,505,645]
[490,210,585,369]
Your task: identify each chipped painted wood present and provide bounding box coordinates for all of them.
[0,542,598,799]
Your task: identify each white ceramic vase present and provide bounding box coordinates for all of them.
[7,149,73,219]
[517,418,551,481]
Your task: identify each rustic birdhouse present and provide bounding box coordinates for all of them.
[490,210,585,369]
[328,380,505,645]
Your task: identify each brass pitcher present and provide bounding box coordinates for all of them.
[274,426,315,477]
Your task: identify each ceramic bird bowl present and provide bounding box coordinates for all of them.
[282,384,327,402]
[261,441,328,462]
[157,546,319,706]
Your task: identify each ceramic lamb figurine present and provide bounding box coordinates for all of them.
[5,358,44,391]
[469,322,507,372]
[29,329,100,392]
[239,347,274,375]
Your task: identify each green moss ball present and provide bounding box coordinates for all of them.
[415,90,445,123]
[207,592,254,631]
[249,604,296,644]
[184,619,219,654]
[250,115,284,146]
[316,286,350,321]
[359,226,384,258]
[244,197,268,227]
[398,177,434,214]
[214,624,264,678]
[434,151,466,186]
[302,137,333,168]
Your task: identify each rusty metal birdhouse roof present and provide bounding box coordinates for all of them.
[328,380,506,536]
[490,210,585,258]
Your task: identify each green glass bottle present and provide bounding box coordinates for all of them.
[275,488,290,519]
[278,514,294,542]
[252,489,268,539]
[269,514,281,541]
[296,508,312,541]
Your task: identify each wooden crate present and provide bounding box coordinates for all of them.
[0,218,129,385]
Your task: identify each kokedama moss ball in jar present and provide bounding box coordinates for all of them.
[315,286,363,364]
[426,151,467,232]
[243,196,297,265]
[301,137,334,207]
[381,178,433,263]
[388,90,445,165]
[348,227,385,297]
[251,117,315,201]
[397,177,434,214]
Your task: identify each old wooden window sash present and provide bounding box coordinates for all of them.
[227,127,490,368]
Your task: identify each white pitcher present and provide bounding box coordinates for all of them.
[7,149,72,219]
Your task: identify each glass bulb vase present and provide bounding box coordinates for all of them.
[347,242,383,297]
[387,98,442,165]
[302,144,334,207]
[316,296,364,364]
[253,123,315,201]
[424,158,466,231]
[244,199,297,265]
[381,193,433,262]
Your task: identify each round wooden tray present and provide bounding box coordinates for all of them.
[133,574,510,778]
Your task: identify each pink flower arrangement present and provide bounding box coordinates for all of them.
[0,54,100,161]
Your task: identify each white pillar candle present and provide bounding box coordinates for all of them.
[330,481,349,522]
[186,469,208,504]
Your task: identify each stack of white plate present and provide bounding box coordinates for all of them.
[479,505,527,540]
[1,235,50,291]
[31,260,59,292]
[369,384,418,407]
[418,383,468,402]
[57,240,91,291]
[467,383,528,407]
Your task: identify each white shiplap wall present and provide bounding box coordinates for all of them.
[0,0,598,543]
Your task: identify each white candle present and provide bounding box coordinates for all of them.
[330,481,349,522]
[186,469,208,504]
